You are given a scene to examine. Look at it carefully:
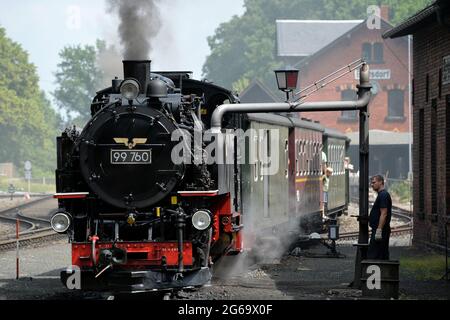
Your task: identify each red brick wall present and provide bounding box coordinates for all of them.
[412,20,450,249]
[298,22,410,134]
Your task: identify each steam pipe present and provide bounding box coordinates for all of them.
[211,63,371,129]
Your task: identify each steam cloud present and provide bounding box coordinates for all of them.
[107,0,162,60]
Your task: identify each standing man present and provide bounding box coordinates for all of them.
[8,183,15,201]
[368,175,392,260]
[322,167,333,218]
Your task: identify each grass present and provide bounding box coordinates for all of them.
[0,177,55,194]
[400,255,447,280]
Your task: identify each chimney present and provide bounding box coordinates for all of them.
[122,60,151,94]
[380,5,390,22]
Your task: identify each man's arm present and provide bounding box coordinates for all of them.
[375,208,388,240]
[377,208,388,230]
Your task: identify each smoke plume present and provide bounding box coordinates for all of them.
[107,0,162,60]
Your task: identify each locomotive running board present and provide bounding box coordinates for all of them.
[53,192,89,199]
[178,190,219,197]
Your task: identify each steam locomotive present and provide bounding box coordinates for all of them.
[53,60,349,292]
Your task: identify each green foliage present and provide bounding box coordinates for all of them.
[400,255,446,281]
[0,176,55,194]
[53,42,103,124]
[388,180,411,203]
[203,0,432,91]
[53,40,122,126]
[0,27,60,177]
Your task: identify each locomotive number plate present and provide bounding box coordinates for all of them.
[111,150,152,164]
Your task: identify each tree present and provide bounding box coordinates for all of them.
[0,27,59,176]
[53,43,102,125]
[53,40,122,126]
[202,0,432,92]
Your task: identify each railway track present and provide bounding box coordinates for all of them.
[0,196,64,251]
[339,201,413,241]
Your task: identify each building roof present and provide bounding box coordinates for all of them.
[346,130,412,145]
[276,20,363,57]
[294,18,397,70]
[239,79,281,103]
[383,0,449,39]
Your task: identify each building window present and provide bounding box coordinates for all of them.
[361,43,383,64]
[412,79,415,106]
[386,89,405,120]
[339,89,357,121]
[439,69,442,99]
[426,74,429,102]
[362,43,372,62]
[373,43,384,64]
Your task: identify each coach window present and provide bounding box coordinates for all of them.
[305,140,309,176]
[254,133,259,182]
[313,142,318,175]
[259,135,264,181]
[295,140,300,176]
[284,139,289,179]
[302,140,307,176]
[386,89,405,121]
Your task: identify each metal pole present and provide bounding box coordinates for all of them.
[350,64,372,289]
[16,218,19,280]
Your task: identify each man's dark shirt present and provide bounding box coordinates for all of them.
[369,189,392,230]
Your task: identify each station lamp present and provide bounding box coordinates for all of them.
[274,68,299,101]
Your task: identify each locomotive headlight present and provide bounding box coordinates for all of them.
[120,79,140,100]
[192,210,212,231]
[51,212,71,233]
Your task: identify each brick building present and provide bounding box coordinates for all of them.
[276,11,411,178]
[0,163,16,179]
[384,0,450,249]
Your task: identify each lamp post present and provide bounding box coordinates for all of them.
[274,68,299,101]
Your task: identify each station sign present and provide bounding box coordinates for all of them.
[24,161,32,171]
[355,69,391,80]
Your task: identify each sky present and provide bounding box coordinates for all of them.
[0,0,245,100]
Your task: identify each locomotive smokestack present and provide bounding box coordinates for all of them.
[123,60,151,94]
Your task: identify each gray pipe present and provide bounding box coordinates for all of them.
[210,94,371,129]
[211,63,371,129]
